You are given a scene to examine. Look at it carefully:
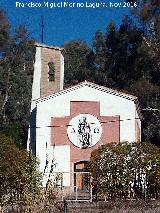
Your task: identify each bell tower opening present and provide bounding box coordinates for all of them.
[48,61,55,82]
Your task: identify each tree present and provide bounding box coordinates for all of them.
[92,13,160,145]
[0,10,10,52]
[0,5,159,148]
[128,0,160,145]
[0,133,63,212]
[129,80,160,146]
[0,10,35,147]
[64,40,95,87]
[93,17,143,89]
[0,133,42,211]
[89,142,160,199]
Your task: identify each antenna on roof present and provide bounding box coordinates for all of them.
[41,15,44,43]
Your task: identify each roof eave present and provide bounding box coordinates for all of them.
[35,42,64,52]
[34,81,138,104]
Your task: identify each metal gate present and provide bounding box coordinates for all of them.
[71,171,93,201]
[47,172,93,202]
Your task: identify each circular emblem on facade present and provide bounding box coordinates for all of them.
[67,114,102,149]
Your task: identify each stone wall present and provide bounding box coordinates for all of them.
[40,45,64,97]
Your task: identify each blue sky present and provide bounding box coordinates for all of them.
[0,0,133,46]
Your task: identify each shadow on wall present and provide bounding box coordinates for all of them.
[29,107,37,155]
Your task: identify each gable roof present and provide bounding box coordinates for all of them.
[35,81,142,119]
[35,81,138,103]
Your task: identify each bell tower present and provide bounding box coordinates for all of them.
[31,43,64,106]
[28,43,64,151]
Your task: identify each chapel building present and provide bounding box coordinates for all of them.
[28,43,141,191]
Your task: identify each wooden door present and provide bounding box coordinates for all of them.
[76,163,84,190]
[74,162,89,191]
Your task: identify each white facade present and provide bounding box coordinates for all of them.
[29,82,141,186]
[27,44,141,187]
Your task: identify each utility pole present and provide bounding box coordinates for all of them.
[41,15,44,43]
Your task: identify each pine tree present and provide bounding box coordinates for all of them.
[0,10,35,147]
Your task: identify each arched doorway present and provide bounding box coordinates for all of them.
[74,161,90,192]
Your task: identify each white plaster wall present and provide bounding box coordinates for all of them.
[27,46,42,150]
[41,145,70,187]
[31,46,42,110]
[54,145,70,186]
[36,86,137,142]
[35,85,139,184]
[135,107,141,128]
[60,53,64,90]
[135,107,141,142]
